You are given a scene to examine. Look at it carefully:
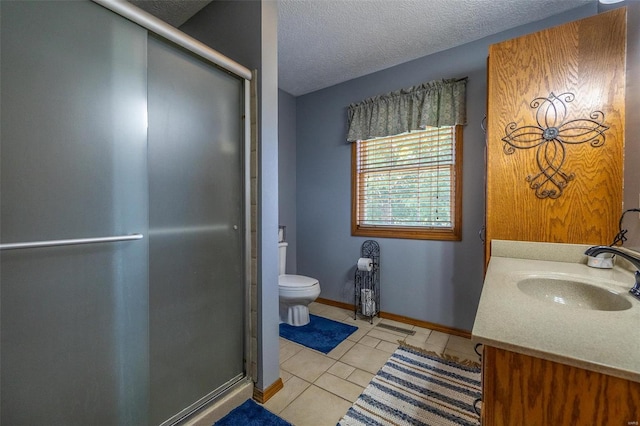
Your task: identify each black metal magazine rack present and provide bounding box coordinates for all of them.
[354,240,380,324]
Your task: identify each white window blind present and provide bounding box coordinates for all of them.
[355,127,456,228]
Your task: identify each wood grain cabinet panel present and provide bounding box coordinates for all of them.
[486,9,626,265]
[481,346,640,426]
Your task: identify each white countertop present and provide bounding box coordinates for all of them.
[472,240,640,383]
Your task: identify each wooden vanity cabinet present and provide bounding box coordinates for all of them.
[481,345,640,425]
[480,8,639,424]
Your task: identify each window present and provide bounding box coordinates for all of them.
[351,126,462,240]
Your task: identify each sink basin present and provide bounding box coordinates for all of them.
[517,276,632,311]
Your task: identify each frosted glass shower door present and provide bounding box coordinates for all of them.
[0,2,149,425]
[147,36,246,424]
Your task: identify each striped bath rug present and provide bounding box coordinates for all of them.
[338,344,482,426]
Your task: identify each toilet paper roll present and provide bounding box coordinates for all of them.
[357,257,373,272]
[361,289,375,316]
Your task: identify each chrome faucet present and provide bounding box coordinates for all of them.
[584,246,640,300]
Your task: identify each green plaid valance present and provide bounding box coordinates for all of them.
[347,78,467,142]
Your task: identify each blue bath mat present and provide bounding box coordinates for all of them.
[279,314,358,354]
[214,399,291,426]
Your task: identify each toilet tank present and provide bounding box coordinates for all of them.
[278,242,288,275]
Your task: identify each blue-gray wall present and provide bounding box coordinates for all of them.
[181,1,261,70]
[258,0,280,391]
[292,4,597,332]
[279,89,297,273]
[621,1,640,251]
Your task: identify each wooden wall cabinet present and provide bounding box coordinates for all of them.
[485,9,627,265]
[481,345,640,425]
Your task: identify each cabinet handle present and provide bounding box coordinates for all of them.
[473,398,482,416]
[474,343,483,359]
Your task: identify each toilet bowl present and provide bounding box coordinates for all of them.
[278,242,321,326]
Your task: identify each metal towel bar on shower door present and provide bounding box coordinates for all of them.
[0,234,144,251]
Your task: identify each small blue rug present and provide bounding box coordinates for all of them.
[279,314,358,354]
[214,399,291,426]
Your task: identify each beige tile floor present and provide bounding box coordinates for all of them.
[262,302,480,426]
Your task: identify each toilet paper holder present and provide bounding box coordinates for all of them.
[354,240,380,324]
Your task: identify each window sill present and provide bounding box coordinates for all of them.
[352,225,461,241]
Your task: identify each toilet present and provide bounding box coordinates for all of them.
[278,242,321,326]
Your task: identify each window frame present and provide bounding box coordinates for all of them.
[351,125,463,241]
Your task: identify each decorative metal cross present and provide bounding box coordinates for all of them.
[502,92,609,199]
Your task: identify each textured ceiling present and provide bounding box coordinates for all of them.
[278,0,593,96]
[130,0,595,96]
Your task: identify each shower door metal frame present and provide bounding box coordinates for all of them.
[92,0,252,80]
[92,1,253,423]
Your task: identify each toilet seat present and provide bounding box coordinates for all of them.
[279,274,318,288]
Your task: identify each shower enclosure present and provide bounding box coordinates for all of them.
[0,1,250,424]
